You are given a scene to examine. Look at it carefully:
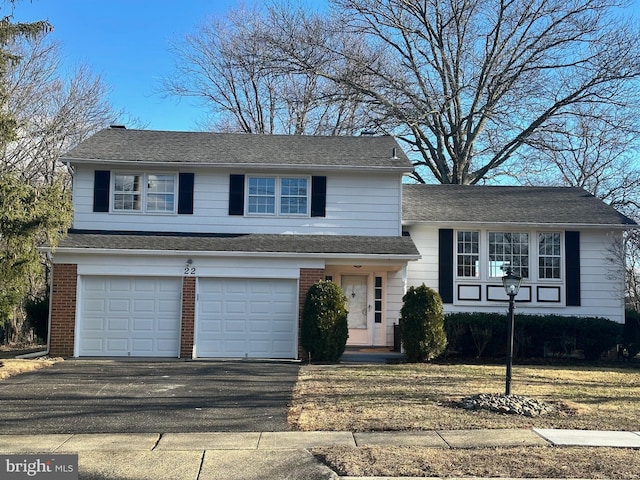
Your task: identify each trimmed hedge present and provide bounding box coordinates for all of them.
[400,284,447,362]
[444,312,623,360]
[300,280,349,362]
[624,309,640,358]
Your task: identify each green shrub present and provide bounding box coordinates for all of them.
[444,312,623,360]
[400,284,447,362]
[24,295,49,343]
[300,280,348,362]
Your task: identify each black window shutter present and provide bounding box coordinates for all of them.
[311,176,327,217]
[93,170,110,212]
[177,173,195,214]
[228,174,245,215]
[565,231,581,306]
[438,229,454,304]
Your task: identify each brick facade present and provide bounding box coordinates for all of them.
[49,263,78,357]
[298,268,325,359]
[180,276,196,359]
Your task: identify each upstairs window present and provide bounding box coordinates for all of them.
[247,176,308,216]
[113,173,176,213]
[280,177,308,214]
[114,174,141,211]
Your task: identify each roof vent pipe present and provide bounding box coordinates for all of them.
[392,147,398,159]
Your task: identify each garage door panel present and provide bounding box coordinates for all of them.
[196,278,296,359]
[79,276,181,357]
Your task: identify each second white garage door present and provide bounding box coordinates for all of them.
[196,278,297,359]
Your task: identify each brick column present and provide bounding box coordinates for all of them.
[180,276,196,359]
[298,268,325,359]
[49,264,78,357]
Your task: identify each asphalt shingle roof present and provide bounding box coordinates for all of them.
[62,128,412,171]
[402,184,636,226]
[58,231,420,257]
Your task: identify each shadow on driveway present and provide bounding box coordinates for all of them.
[0,360,300,434]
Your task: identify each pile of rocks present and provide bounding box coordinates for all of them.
[460,393,558,417]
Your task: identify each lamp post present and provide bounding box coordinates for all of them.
[502,267,522,396]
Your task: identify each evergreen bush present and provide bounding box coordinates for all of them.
[400,284,447,362]
[300,280,348,362]
[443,312,623,360]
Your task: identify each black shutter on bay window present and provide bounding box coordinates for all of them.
[438,229,454,304]
[177,173,194,214]
[310,176,326,217]
[228,174,245,215]
[565,231,581,306]
[93,170,110,212]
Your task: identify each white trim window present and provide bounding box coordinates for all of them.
[113,173,177,213]
[247,176,309,216]
[457,231,479,277]
[488,232,529,278]
[538,232,561,279]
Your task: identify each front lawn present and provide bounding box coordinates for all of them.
[289,362,640,431]
[290,362,640,479]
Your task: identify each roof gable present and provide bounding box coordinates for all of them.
[62,128,412,171]
[402,184,636,227]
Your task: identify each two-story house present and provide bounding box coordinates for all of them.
[46,127,636,359]
[47,127,420,359]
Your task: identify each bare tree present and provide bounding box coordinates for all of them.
[262,0,640,184]
[505,104,640,212]
[1,35,119,184]
[162,3,374,135]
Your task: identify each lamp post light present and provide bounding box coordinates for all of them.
[502,267,522,396]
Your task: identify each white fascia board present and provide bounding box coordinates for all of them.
[62,157,412,174]
[402,221,637,230]
[48,247,421,262]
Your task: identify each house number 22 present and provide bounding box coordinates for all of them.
[184,261,196,275]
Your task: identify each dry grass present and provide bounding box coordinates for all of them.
[314,446,640,479]
[289,363,640,431]
[0,358,59,381]
[290,362,640,478]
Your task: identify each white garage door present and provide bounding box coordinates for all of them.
[196,278,297,359]
[79,276,181,357]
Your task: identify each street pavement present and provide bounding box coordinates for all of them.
[0,429,639,479]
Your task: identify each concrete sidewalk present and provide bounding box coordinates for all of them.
[0,429,638,479]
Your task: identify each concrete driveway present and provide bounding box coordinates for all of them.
[0,360,300,434]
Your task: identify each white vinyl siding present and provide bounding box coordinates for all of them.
[73,168,403,236]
